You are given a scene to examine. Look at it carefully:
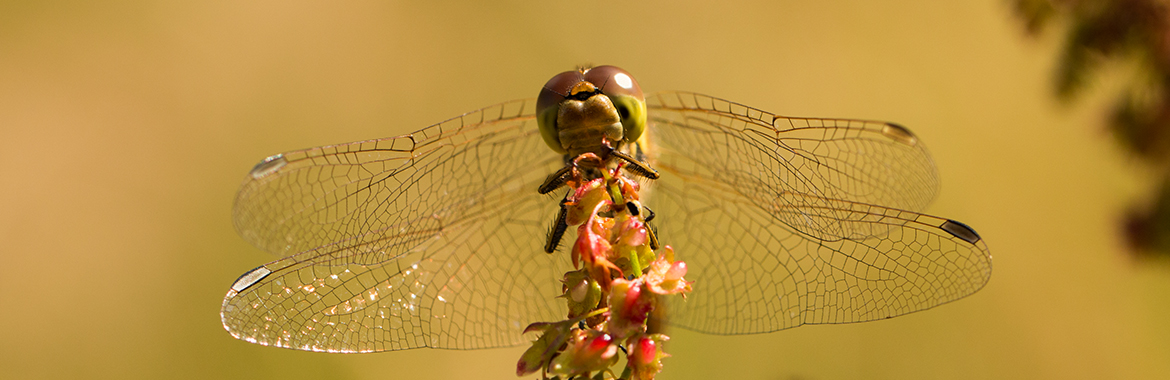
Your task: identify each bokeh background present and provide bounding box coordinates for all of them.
[3,1,1169,379]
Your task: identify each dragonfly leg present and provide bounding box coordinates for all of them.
[538,165,574,194]
[544,192,571,253]
[610,150,659,180]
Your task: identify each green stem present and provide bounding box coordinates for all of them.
[573,307,610,324]
[627,248,643,278]
[604,172,624,206]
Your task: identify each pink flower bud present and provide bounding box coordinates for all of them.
[608,279,654,338]
[626,334,670,380]
[644,247,693,296]
[547,329,619,377]
[666,261,687,282]
[633,336,657,365]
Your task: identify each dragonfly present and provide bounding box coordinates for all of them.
[221,66,992,353]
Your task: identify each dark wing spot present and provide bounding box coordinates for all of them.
[881,123,918,147]
[940,219,982,244]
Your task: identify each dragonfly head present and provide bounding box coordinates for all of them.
[537,65,647,157]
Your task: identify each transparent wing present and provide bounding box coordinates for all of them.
[644,92,992,335]
[221,99,572,352]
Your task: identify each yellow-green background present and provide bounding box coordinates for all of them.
[3,1,1168,379]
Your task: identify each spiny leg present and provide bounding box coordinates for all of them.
[538,165,574,195]
[544,192,571,253]
[539,153,607,194]
[611,150,660,180]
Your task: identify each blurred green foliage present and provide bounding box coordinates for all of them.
[1013,0,1170,258]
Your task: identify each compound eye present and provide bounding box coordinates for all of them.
[536,70,585,154]
[583,65,647,143]
[583,65,644,100]
[537,70,586,114]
